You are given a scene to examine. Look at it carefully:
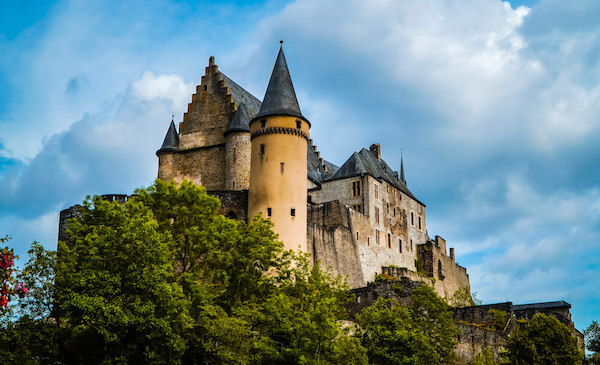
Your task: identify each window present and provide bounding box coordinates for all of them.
[267,207,272,217]
[375,185,379,199]
[387,233,391,248]
[356,231,359,240]
[411,212,414,226]
[260,119,266,128]
[375,208,380,224]
[410,239,413,251]
[203,84,207,90]
[418,216,422,230]
[290,208,295,217]
[352,204,362,213]
[307,195,312,203]
[232,182,236,189]
[386,203,390,214]
[399,239,402,253]
[376,230,380,245]
[260,144,265,155]
[233,148,237,163]
[352,181,361,196]
[367,237,370,246]
[393,207,396,217]
[296,120,302,129]
[280,162,285,174]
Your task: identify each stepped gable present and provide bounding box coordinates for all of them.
[328,147,422,204]
[254,45,306,122]
[225,100,251,135]
[156,119,179,154]
[307,142,339,185]
[220,73,262,118]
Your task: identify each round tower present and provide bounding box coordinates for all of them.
[248,45,310,252]
[225,101,251,190]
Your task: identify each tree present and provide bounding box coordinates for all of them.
[356,285,458,365]
[584,321,600,364]
[55,196,190,364]
[505,313,583,365]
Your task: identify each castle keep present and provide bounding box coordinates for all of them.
[155,45,470,298]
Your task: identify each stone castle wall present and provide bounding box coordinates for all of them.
[418,237,470,300]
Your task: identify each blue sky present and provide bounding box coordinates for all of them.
[2,0,600,330]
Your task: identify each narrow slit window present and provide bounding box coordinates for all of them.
[267,207,272,217]
[376,230,380,245]
[387,233,391,248]
[411,212,414,226]
[418,216,422,230]
[356,231,359,240]
[260,144,265,155]
[261,119,266,128]
[280,162,285,174]
[399,239,402,253]
[290,208,295,217]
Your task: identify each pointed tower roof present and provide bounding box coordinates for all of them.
[254,45,306,122]
[225,101,251,135]
[400,151,406,185]
[156,118,179,155]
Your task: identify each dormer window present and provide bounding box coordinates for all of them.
[261,119,266,128]
[296,120,302,129]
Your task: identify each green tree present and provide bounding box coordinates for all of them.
[356,285,458,365]
[55,196,190,364]
[585,321,600,364]
[505,313,583,365]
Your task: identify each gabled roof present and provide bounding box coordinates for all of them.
[220,72,262,118]
[254,46,306,121]
[225,101,251,135]
[307,143,339,185]
[327,147,423,205]
[156,119,179,154]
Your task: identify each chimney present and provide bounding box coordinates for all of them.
[449,248,455,261]
[370,143,381,160]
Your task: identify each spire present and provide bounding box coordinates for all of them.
[157,118,179,154]
[255,44,305,120]
[225,100,251,135]
[400,150,406,185]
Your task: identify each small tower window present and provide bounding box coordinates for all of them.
[356,231,359,240]
[418,216,422,230]
[376,230,380,245]
[296,120,302,129]
[261,119,266,128]
[280,162,285,174]
[387,233,391,248]
[399,239,402,253]
[267,207,272,217]
[411,212,414,226]
[260,144,265,155]
[290,208,295,217]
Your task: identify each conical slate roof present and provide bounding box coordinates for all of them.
[254,45,305,121]
[225,101,251,135]
[157,119,179,154]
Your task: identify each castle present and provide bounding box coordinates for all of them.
[155,45,470,299]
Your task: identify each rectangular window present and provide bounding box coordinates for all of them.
[375,207,380,224]
[352,181,361,196]
[375,185,379,199]
[376,230,380,245]
[411,212,414,226]
[387,233,391,248]
[280,162,285,174]
[367,237,370,246]
[386,203,390,214]
[290,208,295,217]
[399,239,402,253]
[261,119,266,128]
[307,195,312,203]
[356,232,359,240]
[260,144,265,155]
[267,207,272,217]
[296,120,302,129]
[393,207,396,217]
[418,216,422,230]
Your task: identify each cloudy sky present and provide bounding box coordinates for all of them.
[2,0,600,329]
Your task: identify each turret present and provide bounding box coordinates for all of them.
[156,118,180,182]
[248,44,310,252]
[225,101,251,190]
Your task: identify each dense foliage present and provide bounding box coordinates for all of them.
[505,313,583,365]
[585,321,600,364]
[0,180,463,364]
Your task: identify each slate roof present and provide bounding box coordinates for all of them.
[156,120,179,154]
[327,148,423,205]
[254,46,306,121]
[307,143,339,185]
[220,73,262,118]
[513,301,571,311]
[225,101,251,135]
